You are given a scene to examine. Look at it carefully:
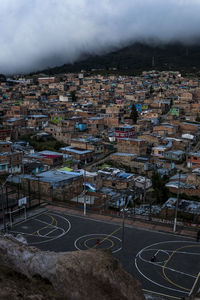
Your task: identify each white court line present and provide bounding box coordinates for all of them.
[34,218,60,230]
[52,210,196,240]
[10,212,71,245]
[44,228,60,237]
[12,211,47,228]
[29,213,71,245]
[138,251,196,279]
[143,248,200,256]
[10,230,53,239]
[36,228,64,238]
[74,233,122,253]
[142,288,181,300]
[135,240,198,295]
[147,249,170,265]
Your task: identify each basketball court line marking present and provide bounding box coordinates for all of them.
[53,210,195,240]
[44,228,59,237]
[92,227,121,249]
[84,237,114,250]
[10,212,71,245]
[143,248,200,256]
[32,214,59,236]
[30,213,71,245]
[9,230,53,239]
[162,244,200,292]
[189,272,200,296]
[142,289,181,300]
[74,233,122,253]
[135,240,199,295]
[31,214,56,235]
[33,217,60,230]
[12,211,46,227]
[138,251,196,279]
[145,249,169,264]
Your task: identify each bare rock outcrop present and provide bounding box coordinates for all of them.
[0,234,145,300]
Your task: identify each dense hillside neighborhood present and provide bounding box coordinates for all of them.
[0,70,200,228]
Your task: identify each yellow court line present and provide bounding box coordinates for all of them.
[189,272,200,296]
[48,213,58,228]
[12,211,45,228]
[32,214,55,235]
[84,237,114,250]
[93,227,121,249]
[162,244,200,292]
[142,289,181,300]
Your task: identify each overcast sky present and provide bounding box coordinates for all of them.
[1,0,200,74]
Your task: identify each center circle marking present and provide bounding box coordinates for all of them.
[74,233,122,253]
[84,237,114,250]
[135,240,199,295]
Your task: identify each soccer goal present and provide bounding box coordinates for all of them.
[8,205,27,228]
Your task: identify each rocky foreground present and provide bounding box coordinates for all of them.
[0,234,144,300]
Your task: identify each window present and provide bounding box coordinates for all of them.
[193,157,197,160]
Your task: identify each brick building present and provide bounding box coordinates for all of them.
[0,151,22,174]
[153,123,178,136]
[187,152,200,169]
[38,77,59,84]
[27,115,48,131]
[117,138,147,155]
[26,151,63,167]
[60,146,93,164]
[87,117,106,135]
[114,125,135,139]
[0,141,12,153]
[21,170,83,202]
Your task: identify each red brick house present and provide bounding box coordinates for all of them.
[114,125,135,139]
[186,152,200,169]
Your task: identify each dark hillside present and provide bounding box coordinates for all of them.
[37,42,200,75]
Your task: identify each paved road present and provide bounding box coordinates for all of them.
[9,210,200,299]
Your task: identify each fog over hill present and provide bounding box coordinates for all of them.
[38,42,200,75]
[1,1,200,74]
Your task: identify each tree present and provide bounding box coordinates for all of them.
[149,85,154,94]
[70,91,77,102]
[0,74,6,82]
[151,172,169,204]
[196,113,200,122]
[130,104,138,124]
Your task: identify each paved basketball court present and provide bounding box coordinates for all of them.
[9,210,200,299]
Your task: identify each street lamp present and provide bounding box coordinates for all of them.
[173,170,180,233]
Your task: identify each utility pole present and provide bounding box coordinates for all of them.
[1,186,6,232]
[83,169,86,216]
[122,195,126,249]
[143,173,147,203]
[121,191,132,249]
[38,177,40,206]
[173,170,180,233]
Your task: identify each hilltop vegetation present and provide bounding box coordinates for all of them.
[37,42,200,76]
